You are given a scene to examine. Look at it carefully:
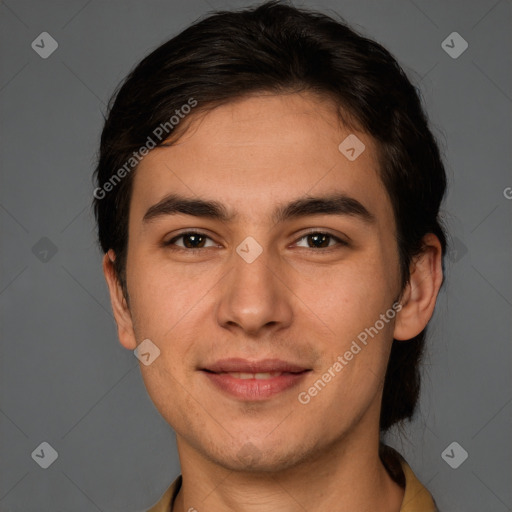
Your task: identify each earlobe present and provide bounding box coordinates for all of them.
[393,233,443,341]
[102,250,138,350]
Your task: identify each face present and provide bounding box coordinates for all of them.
[108,92,410,472]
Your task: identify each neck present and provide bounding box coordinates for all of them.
[173,431,404,512]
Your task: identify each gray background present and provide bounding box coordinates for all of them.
[0,0,510,510]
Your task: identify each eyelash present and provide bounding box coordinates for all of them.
[162,230,349,252]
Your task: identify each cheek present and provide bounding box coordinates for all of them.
[126,247,211,337]
[293,256,395,345]
[126,251,222,399]
[292,253,398,412]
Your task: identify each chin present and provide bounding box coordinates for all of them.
[204,436,313,474]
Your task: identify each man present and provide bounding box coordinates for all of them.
[93,2,447,510]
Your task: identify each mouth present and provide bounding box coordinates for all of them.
[200,358,311,400]
[203,370,303,379]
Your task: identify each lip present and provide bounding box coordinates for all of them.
[203,358,309,373]
[201,358,311,401]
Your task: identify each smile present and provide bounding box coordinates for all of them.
[201,369,311,400]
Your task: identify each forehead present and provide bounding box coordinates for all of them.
[130,92,394,229]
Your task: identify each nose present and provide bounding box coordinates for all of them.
[215,243,293,337]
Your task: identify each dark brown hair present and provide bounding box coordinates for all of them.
[93,0,447,433]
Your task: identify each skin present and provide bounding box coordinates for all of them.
[103,92,443,512]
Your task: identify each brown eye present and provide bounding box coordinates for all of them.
[165,232,216,249]
[295,232,347,250]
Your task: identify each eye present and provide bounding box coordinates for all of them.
[163,230,348,252]
[164,231,218,250]
[294,231,348,250]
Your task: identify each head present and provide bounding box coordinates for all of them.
[94,1,446,471]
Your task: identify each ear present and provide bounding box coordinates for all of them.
[393,233,443,341]
[102,250,137,350]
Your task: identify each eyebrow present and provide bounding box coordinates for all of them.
[142,192,375,225]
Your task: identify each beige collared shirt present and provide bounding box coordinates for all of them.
[147,447,438,512]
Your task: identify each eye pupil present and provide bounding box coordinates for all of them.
[183,233,205,248]
[309,233,330,248]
